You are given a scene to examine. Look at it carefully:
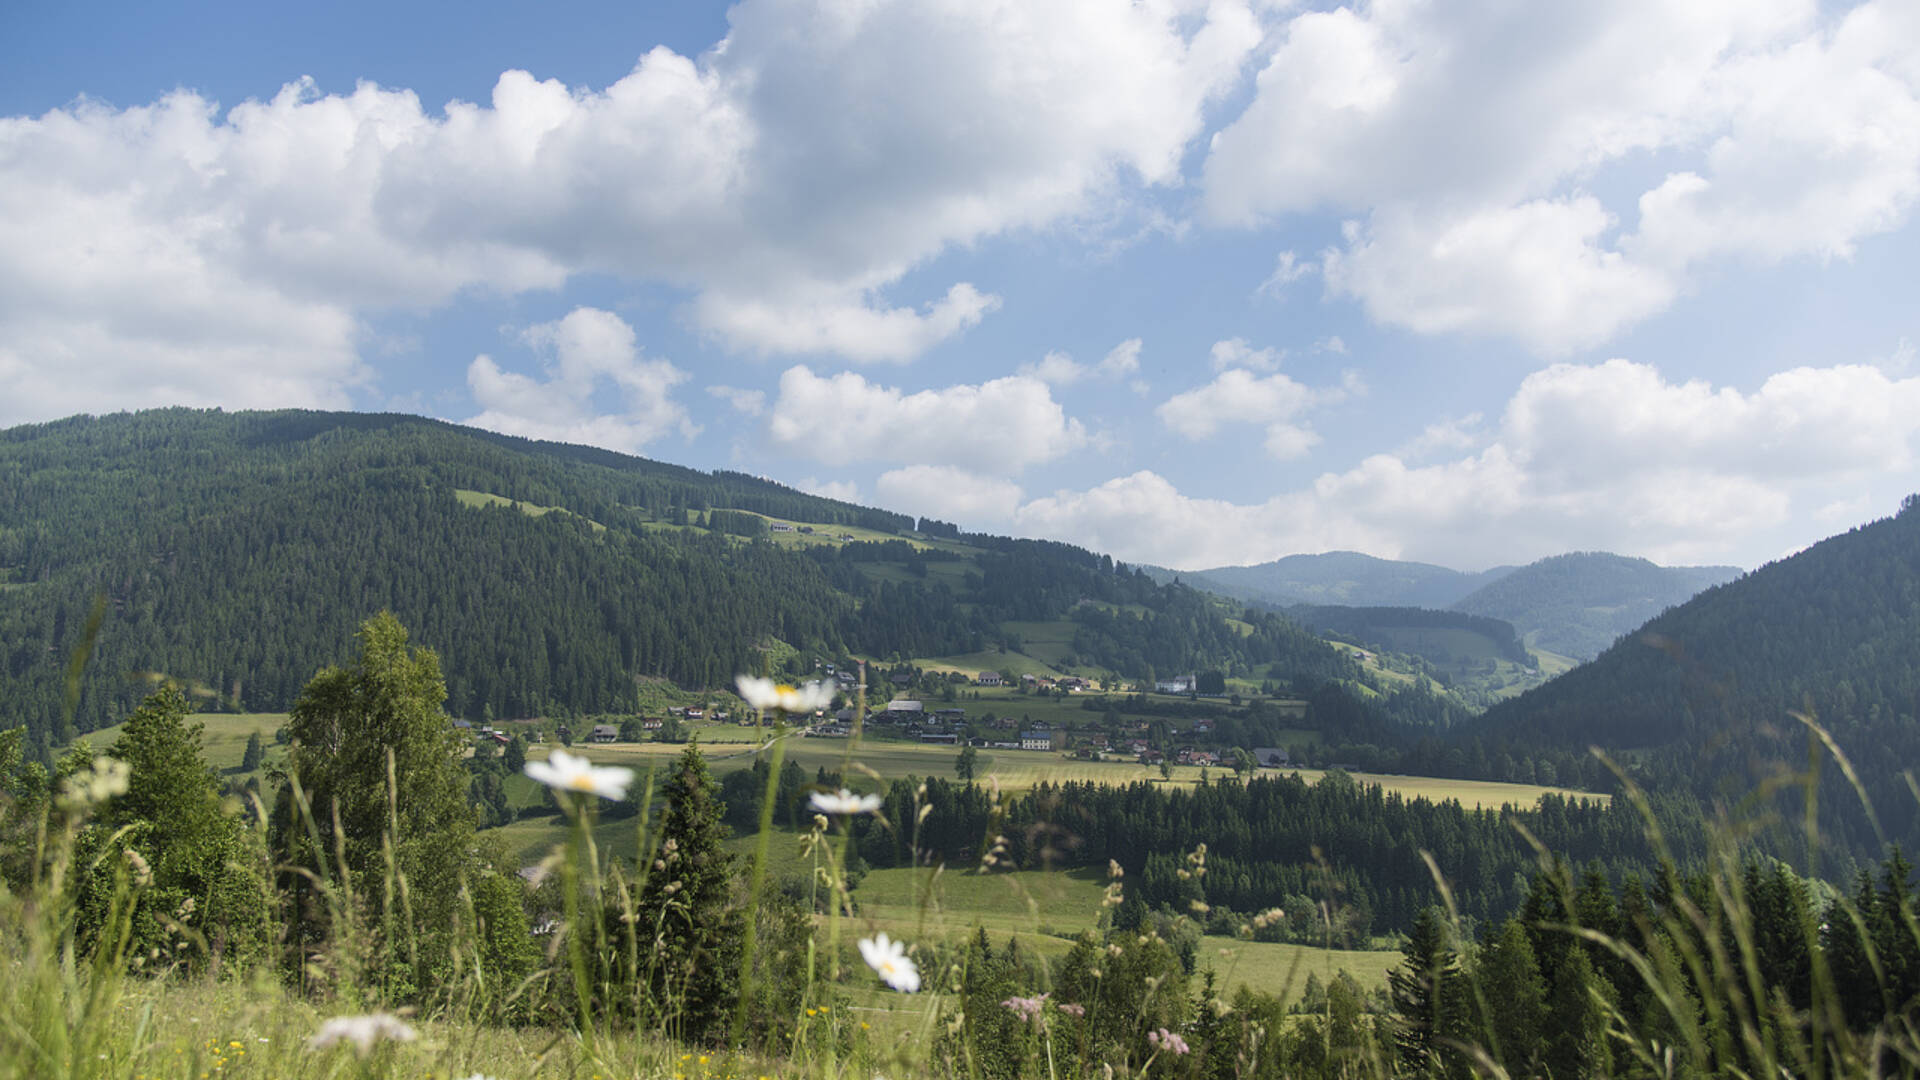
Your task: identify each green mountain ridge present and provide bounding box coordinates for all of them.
[0,407,1401,747]
[1472,498,1920,861]
[1450,551,1742,660]
[1180,550,1514,608]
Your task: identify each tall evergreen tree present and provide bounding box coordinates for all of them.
[1544,945,1614,1080]
[1473,917,1547,1076]
[1389,905,1463,1075]
[102,688,275,969]
[638,740,742,1043]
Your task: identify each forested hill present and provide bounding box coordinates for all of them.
[1450,551,1741,659]
[1181,550,1511,608]
[0,408,1362,747]
[1471,498,1920,858]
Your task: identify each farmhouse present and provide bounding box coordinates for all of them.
[589,724,619,744]
[1021,730,1063,752]
[1253,746,1292,768]
[976,671,1004,686]
[884,699,923,718]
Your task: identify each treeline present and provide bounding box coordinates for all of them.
[1390,851,1920,1078]
[843,772,1697,942]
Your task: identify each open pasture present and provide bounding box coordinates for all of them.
[453,488,606,531]
[843,866,1397,1009]
[560,734,1604,809]
[81,710,284,773]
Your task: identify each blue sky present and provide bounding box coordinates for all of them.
[3,0,1917,572]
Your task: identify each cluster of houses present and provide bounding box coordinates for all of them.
[451,718,516,747]
[971,671,1095,692]
[769,522,857,540]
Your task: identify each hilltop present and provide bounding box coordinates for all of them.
[1451,551,1741,659]
[1171,550,1512,608]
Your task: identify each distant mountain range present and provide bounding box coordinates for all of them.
[1149,550,1741,661]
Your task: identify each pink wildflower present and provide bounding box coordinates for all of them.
[1148,1027,1190,1055]
[1000,993,1048,1024]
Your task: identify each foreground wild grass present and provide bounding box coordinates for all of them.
[14,652,1920,1080]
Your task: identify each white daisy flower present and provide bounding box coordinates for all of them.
[307,1012,417,1055]
[736,675,836,714]
[810,788,882,815]
[859,933,921,993]
[524,749,635,802]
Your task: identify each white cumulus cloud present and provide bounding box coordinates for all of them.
[1204,0,1920,353]
[1018,358,1920,569]
[765,366,1087,472]
[1020,337,1146,385]
[464,307,695,453]
[1157,362,1346,460]
[0,0,1267,423]
[875,465,1024,524]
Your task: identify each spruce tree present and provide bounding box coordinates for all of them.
[639,739,742,1042]
[104,688,275,969]
[241,729,265,771]
[1389,905,1461,1074]
[1473,917,1546,1075]
[1544,946,1613,1080]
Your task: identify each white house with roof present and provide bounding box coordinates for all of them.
[1021,730,1061,751]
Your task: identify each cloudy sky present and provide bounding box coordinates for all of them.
[4,0,1917,572]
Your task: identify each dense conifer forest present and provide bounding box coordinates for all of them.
[0,408,1415,753]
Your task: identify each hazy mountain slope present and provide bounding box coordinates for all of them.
[1472,500,1920,855]
[1191,551,1514,608]
[1451,552,1743,659]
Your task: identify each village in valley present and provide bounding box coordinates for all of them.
[496,660,1302,775]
